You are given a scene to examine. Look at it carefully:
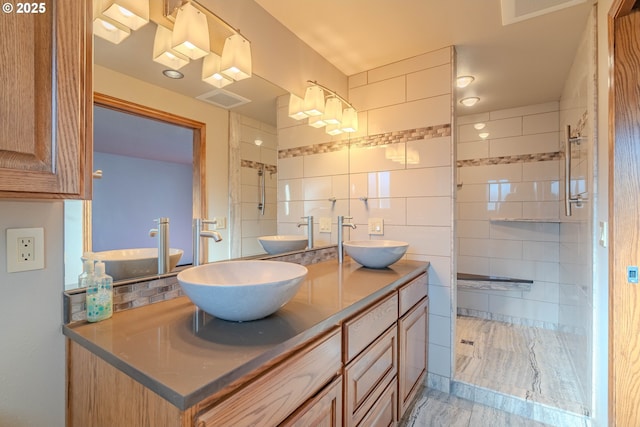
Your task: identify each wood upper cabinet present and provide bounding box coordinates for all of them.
[0,0,92,198]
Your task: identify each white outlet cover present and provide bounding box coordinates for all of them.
[368,218,384,235]
[319,217,332,233]
[6,227,45,273]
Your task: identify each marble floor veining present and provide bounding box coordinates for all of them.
[399,387,553,427]
[455,316,588,417]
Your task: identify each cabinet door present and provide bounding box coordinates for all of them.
[357,378,397,427]
[398,296,428,418]
[0,0,92,198]
[281,377,343,427]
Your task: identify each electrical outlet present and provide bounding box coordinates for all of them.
[6,227,45,273]
[319,217,332,233]
[368,218,384,235]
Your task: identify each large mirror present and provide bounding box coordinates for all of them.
[64,14,294,289]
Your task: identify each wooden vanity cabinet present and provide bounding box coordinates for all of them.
[0,0,92,198]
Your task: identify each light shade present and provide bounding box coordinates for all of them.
[326,123,343,136]
[288,94,308,120]
[202,52,233,88]
[323,97,342,125]
[308,116,326,128]
[456,75,475,88]
[473,122,486,130]
[303,86,325,116]
[341,108,358,132]
[479,132,490,139]
[153,25,189,69]
[101,0,149,30]
[172,2,210,60]
[94,16,130,44]
[460,97,480,107]
[221,34,252,81]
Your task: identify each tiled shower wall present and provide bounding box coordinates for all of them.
[277,47,456,389]
[456,102,562,327]
[229,113,278,258]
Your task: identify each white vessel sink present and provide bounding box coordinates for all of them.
[87,248,183,281]
[258,235,308,255]
[343,240,409,269]
[177,260,308,322]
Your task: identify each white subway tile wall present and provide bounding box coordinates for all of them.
[278,47,455,381]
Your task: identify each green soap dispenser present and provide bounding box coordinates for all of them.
[86,260,113,322]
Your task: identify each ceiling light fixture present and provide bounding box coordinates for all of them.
[474,123,486,130]
[460,97,480,107]
[254,138,263,146]
[456,75,475,88]
[479,132,490,139]
[162,69,184,79]
[289,81,358,133]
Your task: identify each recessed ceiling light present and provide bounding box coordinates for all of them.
[460,97,480,107]
[162,69,184,79]
[479,132,490,139]
[456,75,475,88]
[254,138,263,146]
[474,123,486,130]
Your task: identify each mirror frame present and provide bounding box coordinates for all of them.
[89,92,208,271]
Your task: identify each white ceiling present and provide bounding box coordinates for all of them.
[254,0,594,114]
[94,0,594,159]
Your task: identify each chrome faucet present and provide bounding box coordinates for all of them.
[192,218,223,266]
[149,217,170,275]
[297,215,314,250]
[338,215,356,263]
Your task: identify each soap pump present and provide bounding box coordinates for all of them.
[78,252,94,289]
[86,260,113,322]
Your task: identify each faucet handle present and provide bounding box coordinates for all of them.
[149,228,158,237]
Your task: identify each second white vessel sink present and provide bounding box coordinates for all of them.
[258,235,308,255]
[343,240,409,269]
[177,260,308,322]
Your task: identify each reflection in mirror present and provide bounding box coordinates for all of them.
[64,94,207,290]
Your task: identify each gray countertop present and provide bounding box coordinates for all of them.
[63,258,428,410]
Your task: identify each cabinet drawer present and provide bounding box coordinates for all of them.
[281,376,343,427]
[398,273,427,317]
[357,378,397,427]
[344,326,397,427]
[344,293,398,362]
[196,329,342,427]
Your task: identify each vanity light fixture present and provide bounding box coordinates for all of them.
[456,75,475,88]
[288,94,308,120]
[460,97,480,107]
[292,81,358,133]
[340,107,358,133]
[202,52,233,88]
[474,122,486,130]
[93,15,131,44]
[303,85,325,117]
[479,132,490,139]
[220,33,252,81]
[162,69,184,79]
[172,2,210,60]
[153,25,190,70]
[101,0,149,31]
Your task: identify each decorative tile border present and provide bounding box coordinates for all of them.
[63,246,338,325]
[457,151,562,168]
[240,159,277,174]
[278,124,451,159]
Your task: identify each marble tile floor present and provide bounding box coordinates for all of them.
[399,387,554,427]
[452,316,590,426]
